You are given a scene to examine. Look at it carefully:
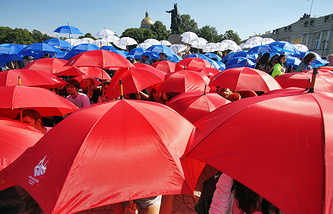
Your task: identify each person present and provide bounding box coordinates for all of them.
[159,53,168,61]
[327,54,333,66]
[81,78,100,104]
[98,80,111,102]
[295,52,316,72]
[148,88,168,104]
[22,56,31,67]
[141,54,152,65]
[210,173,282,214]
[271,54,286,78]
[255,53,270,71]
[66,78,91,108]
[265,54,279,75]
[16,109,52,134]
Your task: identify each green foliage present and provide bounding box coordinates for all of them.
[179,14,199,34]
[0,27,54,44]
[223,30,241,45]
[78,33,96,40]
[150,21,170,41]
[198,25,222,43]
[121,28,157,44]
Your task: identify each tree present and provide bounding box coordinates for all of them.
[31,30,53,43]
[223,30,241,45]
[198,25,223,43]
[78,33,96,40]
[179,14,199,34]
[150,21,170,41]
[121,28,156,44]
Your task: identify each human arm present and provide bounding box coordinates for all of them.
[209,173,234,214]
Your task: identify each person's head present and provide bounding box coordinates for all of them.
[17,109,45,133]
[66,78,80,95]
[150,88,162,100]
[159,53,168,61]
[22,56,31,66]
[44,53,51,58]
[228,93,241,101]
[277,54,286,65]
[218,88,232,99]
[303,53,316,65]
[327,54,333,65]
[102,80,110,91]
[260,53,271,65]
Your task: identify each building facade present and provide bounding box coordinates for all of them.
[262,13,333,57]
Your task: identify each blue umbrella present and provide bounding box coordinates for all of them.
[186,53,207,59]
[226,57,255,69]
[101,46,117,51]
[286,56,302,67]
[312,59,329,67]
[169,54,182,62]
[44,39,72,50]
[111,49,128,58]
[64,43,100,59]
[54,25,83,35]
[215,61,226,71]
[146,45,174,57]
[222,52,235,62]
[268,41,300,55]
[18,43,62,59]
[0,43,25,55]
[128,47,146,59]
[204,53,222,62]
[247,45,277,55]
[233,51,248,57]
[142,51,160,60]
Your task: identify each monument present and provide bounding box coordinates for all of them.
[166,3,183,44]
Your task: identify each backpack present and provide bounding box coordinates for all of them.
[194,172,223,214]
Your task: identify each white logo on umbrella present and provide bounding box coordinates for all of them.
[34,155,49,177]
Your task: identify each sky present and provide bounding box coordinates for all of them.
[1,0,332,41]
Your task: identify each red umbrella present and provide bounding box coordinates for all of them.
[23,58,68,74]
[320,66,333,71]
[56,66,111,80]
[2,99,204,214]
[275,72,333,93]
[0,117,43,191]
[151,61,181,74]
[65,49,134,70]
[209,67,282,92]
[0,85,78,119]
[176,57,212,71]
[133,62,167,77]
[198,67,221,79]
[105,67,165,100]
[0,69,67,89]
[184,90,333,214]
[159,70,210,94]
[167,91,230,123]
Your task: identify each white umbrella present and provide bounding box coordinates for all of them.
[202,43,219,53]
[261,38,275,45]
[65,38,79,46]
[95,29,115,38]
[92,39,112,47]
[294,44,309,52]
[220,40,241,51]
[106,35,120,43]
[79,37,95,44]
[137,43,152,49]
[189,37,208,49]
[170,44,186,54]
[114,37,137,50]
[144,39,161,46]
[180,31,198,44]
[160,40,172,46]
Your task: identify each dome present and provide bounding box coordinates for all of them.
[141,11,154,29]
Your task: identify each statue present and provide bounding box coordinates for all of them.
[166,3,182,35]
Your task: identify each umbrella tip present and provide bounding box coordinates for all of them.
[308,67,318,93]
[203,85,206,95]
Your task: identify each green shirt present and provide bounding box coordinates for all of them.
[271,63,285,78]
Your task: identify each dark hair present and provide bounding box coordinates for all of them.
[16,109,43,125]
[276,54,286,65]
[66,78,80,89]
[259,53,271,65]
[303,53,316,65]
[233,180,280,214]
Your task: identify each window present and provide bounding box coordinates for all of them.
[313,34,320,50]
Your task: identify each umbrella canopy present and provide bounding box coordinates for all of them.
[64,44,100,59]
[44,39,72,50]
[56,66,111,80]
[176,57,212,71]
[2,99,204,214]
[0,85,78,119]
[204,53,222,62]
[114,37,138,50]
[184,90,333,214]
[180,31,199,44]
[127,47,146,59]
[170,44,187,54]
[146,45,174,57]
[0,69,67,89]
[167,91,230,123]
[285,56,302,67]
[65,50,134,70]
[225,57,256,69]
[95,29,115,38]
[18,43,62,58]
[144,38,161,46]
[23,58,68,74]
[275,72,333,93]
[0,43,25,66]
[0,117,43,170]
[151,61,180,74]
[105,67,165,99]
[268,41,300,55]
[160,40,172,46]
[198,67,221,79]
[189,37,208,49]
[53,25,83,35]
[209,67,282,92]
[247,45,277,55]
[159,70,210,94]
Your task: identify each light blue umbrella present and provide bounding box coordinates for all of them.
[146,45,174,57]
[312,59,329,68]
[268,41,300,55]
[286,56,302,67]
[247,45,277,55]
[215,61,226,71]
[128,47,146,59]
[111,49,128,58]
[169,54,182,63]
[44,39,72,50]
[142,51,160,60]
[101,46,117,51]
[204,53,222,62]
[226,57,255,69]
[64,44,100,59]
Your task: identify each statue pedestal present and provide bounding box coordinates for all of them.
[168,34,183,44]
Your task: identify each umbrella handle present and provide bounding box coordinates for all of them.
[308,67,318,93]
[119,79,124,99]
